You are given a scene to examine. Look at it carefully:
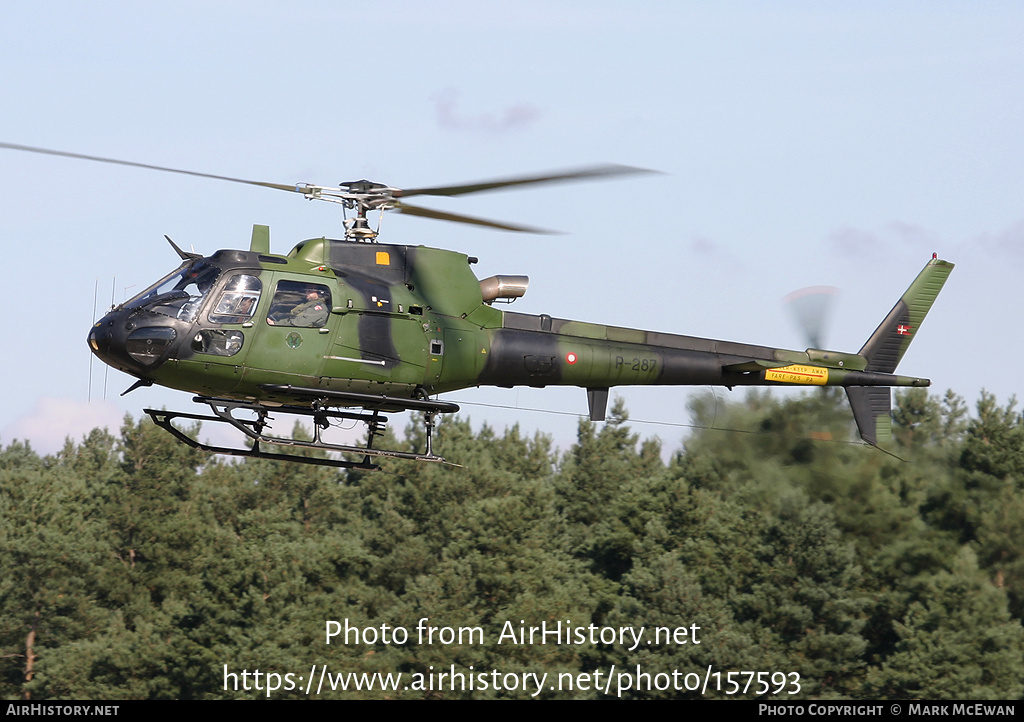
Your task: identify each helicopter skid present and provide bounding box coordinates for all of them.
[144,396,459,470]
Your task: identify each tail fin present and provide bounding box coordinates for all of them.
[859,255,955,374]
[847,256,954,444]
[846,387,894,446]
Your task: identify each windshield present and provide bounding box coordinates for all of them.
[123,260,222,323]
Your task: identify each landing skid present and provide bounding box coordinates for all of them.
[144,393,460,470]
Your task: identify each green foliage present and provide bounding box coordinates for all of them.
[1,388,1022,700]
[960,392,1024,480]
[864,549,1024,700]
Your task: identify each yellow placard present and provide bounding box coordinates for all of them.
[376,251,390,265]
[765,364,829,385]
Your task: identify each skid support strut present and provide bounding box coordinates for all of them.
[145,395,459,470]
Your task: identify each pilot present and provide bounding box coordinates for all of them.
[270,287,329,327]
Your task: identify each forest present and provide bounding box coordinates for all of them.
[2,387,1023,700]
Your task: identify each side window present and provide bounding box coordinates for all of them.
[267,280,332,328]
[192,329,245,357]
[208,274,262,324]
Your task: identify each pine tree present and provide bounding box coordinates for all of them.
[864,548,1024,699]
[0,440,113,699]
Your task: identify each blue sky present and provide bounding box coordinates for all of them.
[2,2,1022,455]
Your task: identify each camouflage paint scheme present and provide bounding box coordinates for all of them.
[89,227,953,446]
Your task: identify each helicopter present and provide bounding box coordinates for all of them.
[2,142,954,470]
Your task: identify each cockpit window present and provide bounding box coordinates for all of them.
[267,280,332,328]
[208,274,262,324]
[125,261,221,323]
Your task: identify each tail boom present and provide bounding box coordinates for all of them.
[458,257,952,440]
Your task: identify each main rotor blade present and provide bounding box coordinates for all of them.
[2,143,658,237]
[395,164,656,198]
[394,202,556,234]
[0,142,302,194]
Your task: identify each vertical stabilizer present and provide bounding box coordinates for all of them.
[859,256,954,374]
[846,386,892,445]
[850,256,953,444]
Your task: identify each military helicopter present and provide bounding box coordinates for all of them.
[2,143,954,470]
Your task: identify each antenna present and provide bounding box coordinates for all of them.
[88,279,98,402]
[103,277,114,401]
